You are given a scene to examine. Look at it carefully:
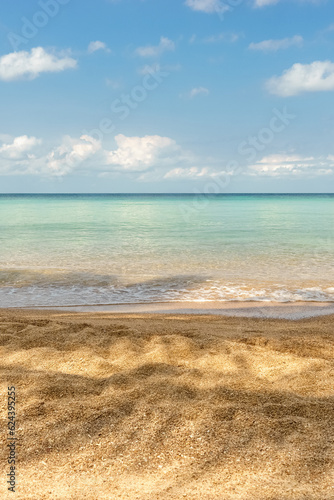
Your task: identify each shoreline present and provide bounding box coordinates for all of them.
[8,299,334,320]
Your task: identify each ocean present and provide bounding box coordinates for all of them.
[0,194,333,308]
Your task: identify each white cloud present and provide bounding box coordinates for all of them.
[188,87,210,98]
[248,154,334,177]
[164,167,210,179]
[185,0,230,13]
[0,135,43,175]
[0,133,183,177]
[266,60,334,96]
[88,41,110,54]
[249,35,303,52]
[0,135,41,160]
[105,134,177,171]
[2,133,333,182]
[164,166,233,180]
[0,134,103,177]
[47,135,101,176]
[135,37,175,58]
[0,47,77,81]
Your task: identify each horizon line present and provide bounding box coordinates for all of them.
[1,193,334,196]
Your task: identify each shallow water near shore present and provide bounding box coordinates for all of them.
[1,194,333,307]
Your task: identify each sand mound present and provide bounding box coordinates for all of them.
[0,310,333,499]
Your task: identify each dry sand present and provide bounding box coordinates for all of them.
[0,308,333,499]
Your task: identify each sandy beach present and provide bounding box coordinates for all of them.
[0,308,333,499]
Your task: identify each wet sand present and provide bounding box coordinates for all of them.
[35,300,334,320]
[0,308,333,499]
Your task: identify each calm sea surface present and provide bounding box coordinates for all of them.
[0,194,333,307]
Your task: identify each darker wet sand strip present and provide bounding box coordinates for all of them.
[22,300,334,320]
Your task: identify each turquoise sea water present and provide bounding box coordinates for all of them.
[0,194,333,307]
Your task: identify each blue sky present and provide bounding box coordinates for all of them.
[0,0,334,193]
